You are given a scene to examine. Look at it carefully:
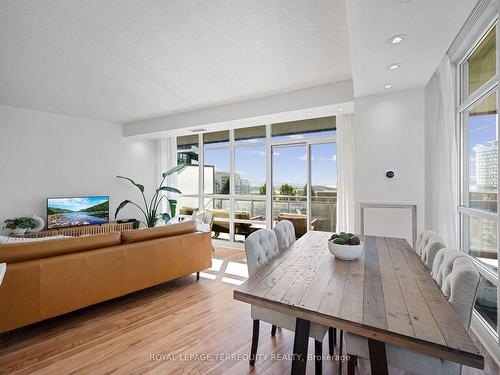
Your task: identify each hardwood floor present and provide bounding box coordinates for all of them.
[0,247,497,375]
[0,247,338,375]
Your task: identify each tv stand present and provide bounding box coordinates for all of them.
[23,222,134,238]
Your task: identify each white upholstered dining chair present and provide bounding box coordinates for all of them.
[273,219,296,252]
[344,250,481,375]
[416,230,436,257]
[420,234,446,270]
[244,229,332,374]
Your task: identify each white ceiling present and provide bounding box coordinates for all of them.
[345,0,477,97]
[0,0,351,123]
[0,0,479,124]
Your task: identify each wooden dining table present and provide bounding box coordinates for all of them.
[234,231,484,375]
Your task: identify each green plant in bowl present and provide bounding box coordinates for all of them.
[328,232,363,260]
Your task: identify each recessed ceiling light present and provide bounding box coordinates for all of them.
[389,63,401,70]
[385,84,393,89]
[338,108,344,111]
[399,0,411,2]
[388,34,405,45]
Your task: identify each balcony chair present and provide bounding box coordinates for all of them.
[244,229,333,374]
[210,209,262,238]
[192,209,215,251]
[344,249,480,375]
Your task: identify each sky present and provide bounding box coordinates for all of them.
[468,113,497,190]
[48,196,109,211]
[203,140,337,189]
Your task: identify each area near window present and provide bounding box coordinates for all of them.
[458,21,499,339]
[174,117,337,244]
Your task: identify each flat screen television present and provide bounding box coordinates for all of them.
[47,196,109,229]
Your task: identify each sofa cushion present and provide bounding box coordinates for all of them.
[121,220,196,244]
[0,232,121,264]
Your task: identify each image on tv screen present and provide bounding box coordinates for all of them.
[47,196,109,229]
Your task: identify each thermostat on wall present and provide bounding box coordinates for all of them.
[386,170,395,179]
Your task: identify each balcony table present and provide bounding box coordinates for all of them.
[234,231,484,375]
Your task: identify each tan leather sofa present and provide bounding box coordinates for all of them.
[0,221,211,334]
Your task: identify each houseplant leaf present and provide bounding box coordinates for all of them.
[161,213,171,223]
[157,186,182,194]
[116,176,145,193]
[114,200,131,218]
[162,163,187,178]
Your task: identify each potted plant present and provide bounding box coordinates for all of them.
[115,164,186,228]
[3,217,38,235]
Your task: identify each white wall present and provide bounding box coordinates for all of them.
[353,88,426,238]
[0,105,157,232]
[124,81,354,137]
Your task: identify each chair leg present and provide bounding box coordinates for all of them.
[347,354,356,375]
[196,272,200,280]
[328,327,336,355]
[338,330,344,375]
[249,320,259,366]
[271,324,277,336]
[315,340,323,375]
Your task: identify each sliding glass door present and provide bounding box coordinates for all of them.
[272,144,308,235]
[176,116,337,243]
[271,141,337,237]
[311,143,337,232]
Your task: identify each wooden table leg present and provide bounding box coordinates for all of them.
[291,318,310,375]
[368,338,388,375]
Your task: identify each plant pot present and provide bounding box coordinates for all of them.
[328,241,364,260]
[11,227,27,235]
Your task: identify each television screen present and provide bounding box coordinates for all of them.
[47,196,109,229]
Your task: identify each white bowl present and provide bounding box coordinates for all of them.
[328,241,364,260]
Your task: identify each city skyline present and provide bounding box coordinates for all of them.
[469,113,498,192]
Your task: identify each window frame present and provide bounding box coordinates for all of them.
[176,122,337,246]
[456,17,499,343]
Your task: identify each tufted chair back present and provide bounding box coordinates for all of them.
[432,249,466,285]
[244,229,280,276]
[416,230,436,256]
[420,234,445,270]
[273,220,296,252]
[432,249,479,328]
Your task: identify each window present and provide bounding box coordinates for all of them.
[272,144,308,222]
[176,117,337,243]
[204,198,230,241]
[465,26,496,99]
[176,138,200,218]
[204,148,230,195]
[235,146,266,195]
[177,134,198,150]
[466,92,498,213]
[235,125,266,144]
[458,21,499,340]
[271,117,336,141]
[203,130,229,146]
[311,143,337,232]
